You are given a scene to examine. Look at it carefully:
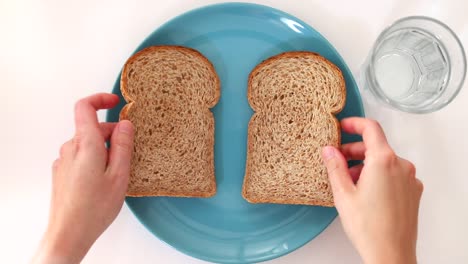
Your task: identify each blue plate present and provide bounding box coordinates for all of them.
[107,3,364,263]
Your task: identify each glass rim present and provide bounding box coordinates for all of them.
[368,16,467,114]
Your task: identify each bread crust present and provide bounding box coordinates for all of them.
[242,51,346,207]
[121,45,221,107]
[120,46,220,197]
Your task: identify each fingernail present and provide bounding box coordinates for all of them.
[119,121,133,134]
[322,146,335,160]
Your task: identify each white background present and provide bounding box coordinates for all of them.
[1,0,467,263]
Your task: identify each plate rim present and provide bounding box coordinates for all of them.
[108,2,365,263]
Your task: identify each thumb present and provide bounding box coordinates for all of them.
[107,120,134,179]
[322,146,355,202]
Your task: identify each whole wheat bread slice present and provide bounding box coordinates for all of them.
[120,46,220,197]
[242,51,346,206]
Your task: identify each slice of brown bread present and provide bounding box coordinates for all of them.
[120,46,220,197]
[242,51,346,206]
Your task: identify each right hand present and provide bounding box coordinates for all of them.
[321,117,423,264]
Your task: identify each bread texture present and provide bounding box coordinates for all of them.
[120,46,220,197]
[242,51,346,206]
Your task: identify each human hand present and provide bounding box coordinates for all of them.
[32,93,134,264]
[322,117,423,264]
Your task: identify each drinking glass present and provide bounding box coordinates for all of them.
[361,16,466,113]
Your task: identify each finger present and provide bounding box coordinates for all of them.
[399,157,416,178]
[59,139,75,158]
[322,146,355,200]
[349,164,364,183]
[415,178,424,198]
[52,158,60,174]
[99,122,118,140]
[74,93,119,134]
[341,118,390,151]
[341,142,366,160]
[106,120,134,179]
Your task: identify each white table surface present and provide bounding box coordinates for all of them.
[1,0,467,263]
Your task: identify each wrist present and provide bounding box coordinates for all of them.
[32,226,91,264]
[32,244,74,264]
[361,248,417,264]
[364,257,417,264]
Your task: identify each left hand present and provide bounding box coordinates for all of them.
[32,93,134,264]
